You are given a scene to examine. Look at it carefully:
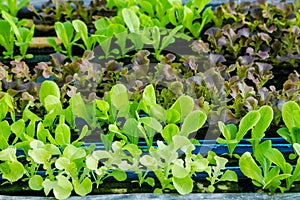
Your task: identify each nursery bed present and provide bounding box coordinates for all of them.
[0,0,300,198]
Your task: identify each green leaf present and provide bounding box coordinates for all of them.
[293,143,300,156]
[0,121,11,150]
[252,106,273,140]
[0,161,25,182]
[149,104,166,122]
[142,84,156,105]
[39,80,60,107]
[72,19,90,49]
[151,26,161,50]
[172,176,193,195]
[194,0,211,11]
[121,119,139,144]
[55,123,71,147]
[29,148,52,164]
[139,117,162,133]
[289,157,300,186]
[239,152,264,186]
[180,110,207,137]
[43,175,73,200]
[44,95,62,113]
[193,157,209,172]
[2,11,21,41]
[11,119,25,140]
[236,110,260,141]
[122,8,140,33]
[63,144,86,161]
[219,170,238,182]
[161,25,183,50]
[170,95,194,121]
[277,127,292,144]
[292,127,300,144]
[162,124,180,144]
[264,148,292,173]
[218,122,237,141]
[71,93,94,127]
[172,135,195,153]
[182,6,193,29]
[0,147,17,161]
[111,170,127,181]
[73,178,93,196]
[264,171,291,191]
[29,175,44,190]
[140,155,158,169]
[166,108,181,124]
[172,159,190,178]
[111,84,129,117]
[145,177,155,187]
[254,140,272,172]
[282,101,300,133]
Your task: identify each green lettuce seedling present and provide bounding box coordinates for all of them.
[277,101,300,145]
[48,21,81,57]
[217,109,260,157]
[240,141,292,193]
[2,11,35,59]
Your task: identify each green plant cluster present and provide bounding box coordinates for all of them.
[0,0,299,198]
[0,80,237,198]
[0,10,34,59]
[1,80,300,198]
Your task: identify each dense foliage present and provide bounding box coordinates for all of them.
[0,0,299,199]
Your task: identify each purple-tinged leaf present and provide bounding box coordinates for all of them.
[257,51,269,59]
[209,54,226,66]
[238,56,257,65]
[238,28,250,38]
[51,53,66,70]
[245,96,258,111]
[256,62,273,76]
[246,47,254,56]
[106,60,122,73]
[218,37,228,46]
[257,33,271,43]
[191,40,210,53]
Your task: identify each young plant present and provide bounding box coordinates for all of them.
[0,20,14,58]
[137,84,207,144]
[217,109,261,157]
[240,140,292,193]
[144,25,184,60]
[48,21,81,58]
[94,18,125,59]
[0,147,25,183]
[72,19,97,51]
[249,105,273,154]
[168,0,213,38]
[2,11,35,59]
[197,151,238,193]
[277,101,300,145]
[86,140,135,187]
[140,135,198,194]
